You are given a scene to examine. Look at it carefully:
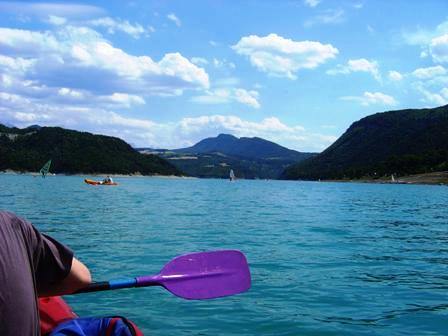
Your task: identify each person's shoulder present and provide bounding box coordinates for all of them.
[0,211,32,230]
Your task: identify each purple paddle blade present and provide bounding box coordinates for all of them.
[136,250,251,300]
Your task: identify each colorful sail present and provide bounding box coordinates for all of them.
[39,160,52,178]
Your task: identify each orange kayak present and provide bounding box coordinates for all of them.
[84,179,118,186]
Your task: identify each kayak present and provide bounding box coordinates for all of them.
[38,296,143,335]
[39,297,77,335]
[84,179,118,186]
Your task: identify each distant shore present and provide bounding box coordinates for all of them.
[0,170,193,179]
[325,171,448,186]
[2,169,447,185]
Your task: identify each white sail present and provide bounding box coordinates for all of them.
[229,169,235,181]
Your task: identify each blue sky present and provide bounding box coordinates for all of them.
[0,0,447,152]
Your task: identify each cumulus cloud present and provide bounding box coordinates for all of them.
[304,9,345,28]
[88,17,149,39]
[0,93,335,151]
[0,26,209,102]
[303,0,321,8]
[191,88,260,108]
[191,57,208,66]
[340,91,397,106]
[232,33,338,79]
[167,13,181,27]
[430,34,448,63]
[327,58,381,81]
[234,89,260,108]
[402,20,448,64]
[213,58,236,69]
[413,81,448,106]
[388,70,403,81]
[402,19,448,46]
[415,85,448,106]
[412,65,446,79]
[47,15,67,26]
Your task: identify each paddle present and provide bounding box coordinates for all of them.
[73,250,251,300]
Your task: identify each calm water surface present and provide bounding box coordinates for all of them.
[1,174,447,335]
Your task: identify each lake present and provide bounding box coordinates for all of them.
[1,174,447,335]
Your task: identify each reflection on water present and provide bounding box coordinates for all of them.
[1,175,448,336]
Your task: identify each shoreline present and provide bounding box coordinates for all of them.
[2,170,447,185]
[0,170,194,179]
[323,171,448,186]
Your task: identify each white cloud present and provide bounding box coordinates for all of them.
[430,34,448,63]
[327,58,381,81]
[0,27,60,57]
[402,20,448,64]
[47,15,67,26]
[167,13,181,27]
[88,17,149,39]
[192,88,260,108]
[191,89,230,104]
[402,19,448,46]
[304,9,345,28]
[191,57,208,65]
[234,89,260,108]
[415,85,448,106]
[0,26,209,101]
[388,70,403,81]
[340,91,397,106]
[412,65,446,79]
[0,93,334,151]
[58,87,84,99]
[303,0,321,8]
[102,93,146,107]
[213,58,236,69]
[0,2,104,19]
[232,33,338,79]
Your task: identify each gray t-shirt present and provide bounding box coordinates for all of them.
[0,211,74,336]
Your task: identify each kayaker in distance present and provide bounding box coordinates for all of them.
[0,211,92,336]
[102,176,114,184]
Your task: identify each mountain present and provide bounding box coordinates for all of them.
[147,134,316,179]
[281,105,448,180]
[175,133,308,161]
[0,125,182,176]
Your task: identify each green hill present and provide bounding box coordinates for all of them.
[0,125,182,176]
[141,134,316,179]
[282,105,448,180]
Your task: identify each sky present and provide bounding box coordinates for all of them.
[0,0,448,152]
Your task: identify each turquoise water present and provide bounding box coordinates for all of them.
[1,174,448,335]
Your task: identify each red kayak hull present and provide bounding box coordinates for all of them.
[39,296,77,335]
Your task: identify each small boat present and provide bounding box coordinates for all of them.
[84,179,118,186]
[39,160,52,178]
[229,169,236,181]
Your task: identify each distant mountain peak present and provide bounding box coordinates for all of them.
[26,124,42,130]
[174,133,314,161]
[216,133,237,139]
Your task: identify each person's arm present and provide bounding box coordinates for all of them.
[38,257,91,297]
